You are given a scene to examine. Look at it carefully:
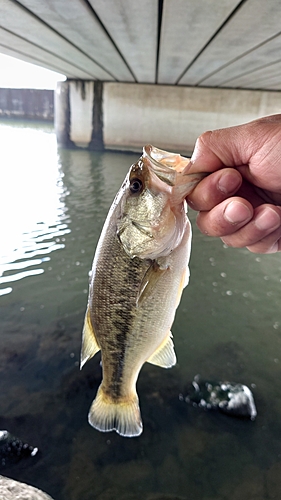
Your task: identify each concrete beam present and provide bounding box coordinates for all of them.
[89,0,158,83]
[103,83,281,154]
[0,0,112,80]
[0,28,91,79]
[158,0,240,84]
[180,0,281,86]
[55,81,281,154]
[18,0,134,81]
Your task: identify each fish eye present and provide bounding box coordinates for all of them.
[129,178,143,195]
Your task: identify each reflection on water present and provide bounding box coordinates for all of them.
[1,120,281,500]
[0,121,70,297]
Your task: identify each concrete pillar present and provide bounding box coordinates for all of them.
[55,80,281,154]
[55,80,104,150]
[55,80,71,147]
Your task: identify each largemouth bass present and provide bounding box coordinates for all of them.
[81,145,205,437]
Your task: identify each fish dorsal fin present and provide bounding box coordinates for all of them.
[80,306,100,369]
[146,332,176,368]
[137,260,168,307]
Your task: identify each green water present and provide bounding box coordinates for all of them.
[1,120,281,500]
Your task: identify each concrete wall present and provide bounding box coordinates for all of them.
[55,80,281,154]
[0,88,54,121]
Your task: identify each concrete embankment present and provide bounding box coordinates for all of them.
[0,88,54,121]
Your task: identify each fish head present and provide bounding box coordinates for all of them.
[117,145,204,260]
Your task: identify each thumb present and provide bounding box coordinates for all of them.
[186,130,227,174]
[186,115,281,177]
[185,119,264,175]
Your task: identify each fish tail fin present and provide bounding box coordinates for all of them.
[88,385,143,437]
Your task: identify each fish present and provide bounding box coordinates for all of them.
[80,145,205,437]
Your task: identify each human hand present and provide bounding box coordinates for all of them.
[185,114,281,253]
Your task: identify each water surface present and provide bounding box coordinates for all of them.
[1,120,281,500]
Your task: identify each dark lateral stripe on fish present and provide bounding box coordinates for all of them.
[93,249,143,399]
[108,306,136,398]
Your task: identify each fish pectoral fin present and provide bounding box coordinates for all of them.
[88,385,143,438]
[80,306,100,369]
[137,261,168,306]
[146,332,177,368]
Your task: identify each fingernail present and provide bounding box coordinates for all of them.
[218,172,241,195]
[224,201,252,224]
[182,160,192,174]
[266,242,279,254]
[255,208,280,231]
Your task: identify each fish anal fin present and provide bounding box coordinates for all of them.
[80,306,100,369]
[137,261,168,307]
[146,332,176,368]
[88,385,143,437]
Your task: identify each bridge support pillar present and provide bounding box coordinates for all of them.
[55,80,104,150]
[55,80,281,154]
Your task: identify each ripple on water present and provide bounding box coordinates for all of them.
[0,122,70,296]
[0,222,71,296]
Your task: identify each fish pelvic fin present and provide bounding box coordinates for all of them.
[88,385,143,438]
[146,332,177,368]
[80,306,100,369]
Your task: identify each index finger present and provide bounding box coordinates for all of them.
[186,168,242,211]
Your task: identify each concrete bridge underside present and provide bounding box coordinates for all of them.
[1,0,281,151]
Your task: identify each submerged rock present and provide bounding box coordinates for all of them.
[0,430,38,466]
[183,375,257,420]
[0,475,54,500]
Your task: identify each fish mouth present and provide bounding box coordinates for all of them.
[142,145,190,186]
[143,144,208,200]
